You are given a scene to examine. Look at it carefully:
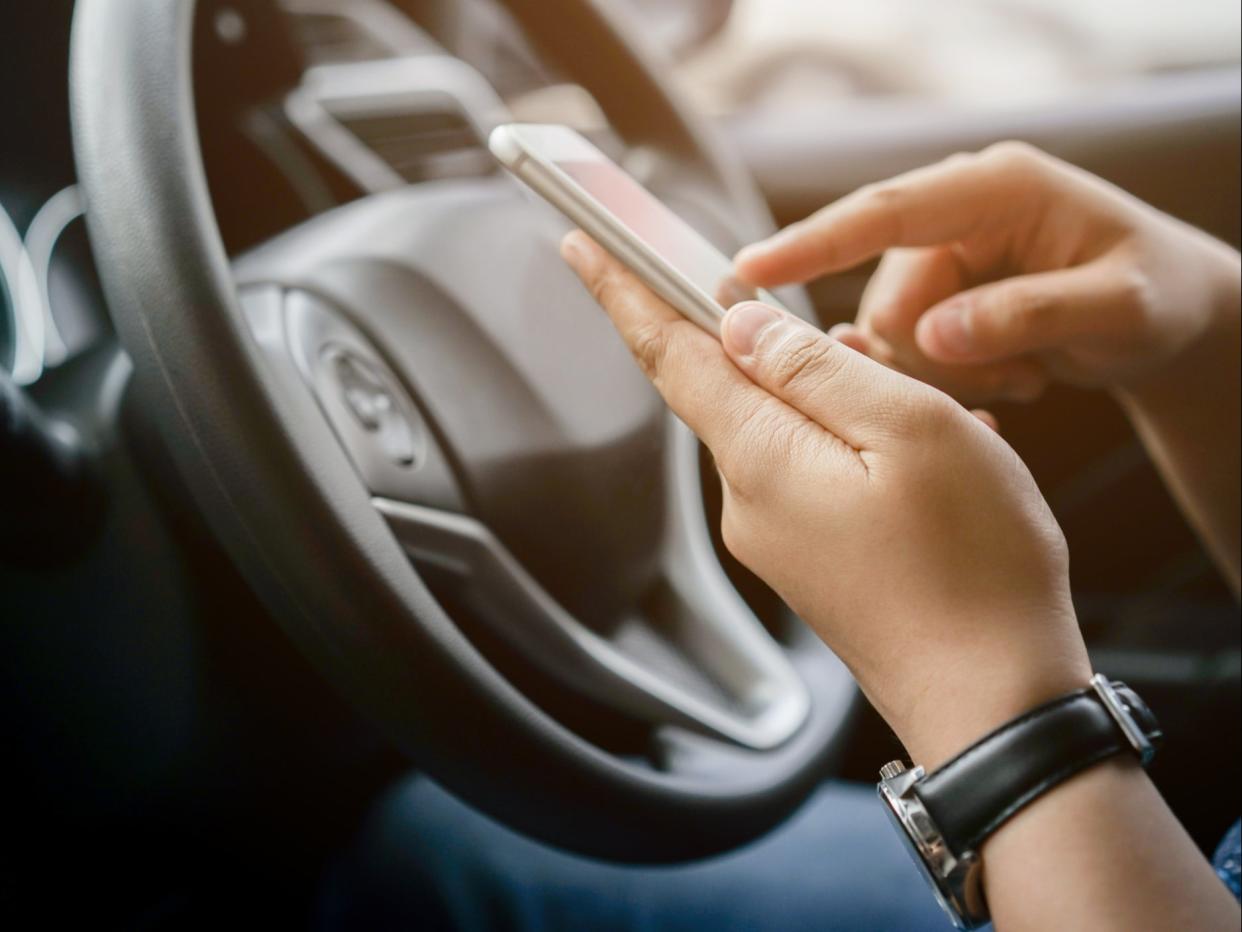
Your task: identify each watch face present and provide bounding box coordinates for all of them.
[877,777,977,931]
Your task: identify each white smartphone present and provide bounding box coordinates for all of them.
[488,123,784,336]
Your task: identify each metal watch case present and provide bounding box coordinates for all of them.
[877,762,986,931]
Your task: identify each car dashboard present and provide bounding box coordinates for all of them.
[0,0,615,390]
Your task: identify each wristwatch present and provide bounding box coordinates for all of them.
[877,673,1162,930]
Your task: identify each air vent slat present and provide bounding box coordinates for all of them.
[328,109,494,184]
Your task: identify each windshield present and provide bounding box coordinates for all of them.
[670,0,1242,115]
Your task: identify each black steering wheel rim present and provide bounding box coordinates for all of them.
[70,0,856,861]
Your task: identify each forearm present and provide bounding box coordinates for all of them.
[1116,246,1241,595]
[983,759,1240,931]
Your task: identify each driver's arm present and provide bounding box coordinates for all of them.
[561,231,1240,930]
[733,142,1242,594]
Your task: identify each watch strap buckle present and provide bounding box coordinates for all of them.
[1090,673,1156,766]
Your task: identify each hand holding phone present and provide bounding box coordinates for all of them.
[489,123,785,336]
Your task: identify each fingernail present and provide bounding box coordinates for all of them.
[723,302,783,357]
[920,301,973,357]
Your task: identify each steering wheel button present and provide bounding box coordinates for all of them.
[334,352,387,429]
[326,348,419,467]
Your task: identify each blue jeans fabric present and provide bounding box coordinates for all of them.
[1214,819,1242,901]
[319,777,956,931]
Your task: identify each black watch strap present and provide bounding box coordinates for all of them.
[915,677,1162,857]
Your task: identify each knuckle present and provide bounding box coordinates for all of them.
[627,320,670,380]
[1007,287,1053,323]
[979,142,1052,206]
[984,286,1056,341]
[587,266,622,307]
[904,389,961,437]
[861,180,906,208]
[1116,266,1155,315]
[943,150,975,170]
[762,329,844,395]
[856,182,908,242]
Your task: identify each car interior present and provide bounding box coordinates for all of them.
[2,0,1239,926]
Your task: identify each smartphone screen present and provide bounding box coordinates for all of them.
[555,158,759,308]
[494,125,782,325]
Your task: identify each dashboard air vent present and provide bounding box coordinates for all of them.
[329,107,495,183]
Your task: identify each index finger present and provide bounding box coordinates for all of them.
[734,144,1033,288]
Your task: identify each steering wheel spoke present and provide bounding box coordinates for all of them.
[374,425,809,751]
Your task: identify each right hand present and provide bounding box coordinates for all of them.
[734,142,1241,405]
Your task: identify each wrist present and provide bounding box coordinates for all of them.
[871,640,1092,771]
[877,673,1165,930]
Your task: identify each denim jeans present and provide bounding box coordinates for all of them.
[319,777,957,931]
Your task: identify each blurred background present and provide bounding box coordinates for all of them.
[652,0,1242,111]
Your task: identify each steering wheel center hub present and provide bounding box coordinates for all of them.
[237,180,670,624]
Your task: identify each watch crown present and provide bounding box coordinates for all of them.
[879,759,908,781]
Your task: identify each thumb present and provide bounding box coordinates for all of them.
[915,263,1124,364]
[721,302,910,449]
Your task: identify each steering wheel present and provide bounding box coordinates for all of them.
[70,0,856,860]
